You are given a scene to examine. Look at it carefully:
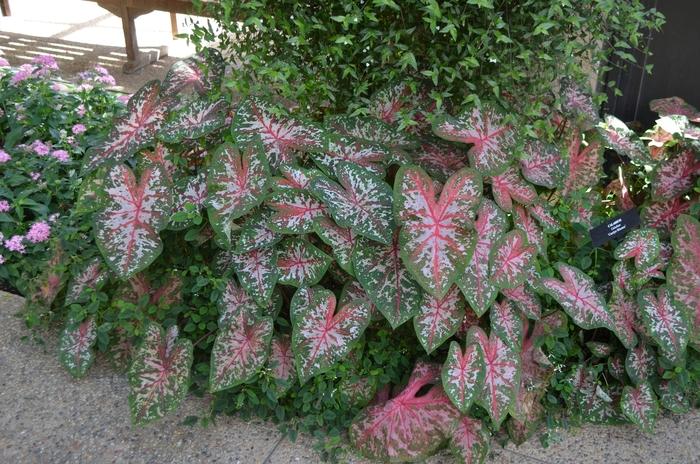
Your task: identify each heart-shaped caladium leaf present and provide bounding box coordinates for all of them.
[277,238,332,287]
[562,129,603,195]
[58,318,97,378]
[367,81,414,125]
[95,163,172,279]
[236,210,281,253]
[313,217,358,275]
[560,77,600,130]
[352,232,423,328]
[159,98,228,143]
[468,327,520,427]
[609,290,639,349]
[441,341,485,414]
[206,141,270,246]
[433,104,517,175]
[642,197,691,233]
[626,342,657,385]
[513,205,545,256]
[266,189,326,234]
[638,286,689,364]
[490,300,524,350]
[232,97,325,169]
[541,263,618,334]
[621,382,659,433]
[217,278,262,326]
[161,49,224,96]
[273,165,316,190]
[310,161,395,244]
[350,362,457,462]
[658,378,691,414]
[458,199,508,316]
[614,228,660,269]
[448,416,490,464]
[84,80,174,172]
[490,166,537,212]
[230,247,279,306]
[650,96,700,122]
[651,150,700,201]
[502,283,542,320]
[209,312,274,392]
[598,115,650,162]
[312,134,388,176]
[489,230,536,290]
[128,322,193,425]
[291,287,372,383]
[520,140,566,189]
[413,140,468,183]
[528,201,560,233]
[268,334,295,397]
[169,172,208,230]
[395,165,482,298]
[668,215,700,346]
[326,115,418,152]
[414,285,465,354]
[65,257,107,305]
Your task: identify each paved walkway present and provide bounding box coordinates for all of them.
[1,290,698,463]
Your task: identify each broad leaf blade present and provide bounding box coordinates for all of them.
[562,129,603,195]
[277,238,332,287]
[490,300,524,350]
[651,150,700,201]
[313,216,358,276]
[560,77,600,130]
[414,285,465,354]
[490,166,537,212]
[489,230,536,290]
[160,98,228,143]
[668,215,700,346]
[413,139,468,183]
[638,286,689,364]
[268,334,296,397]
[614,228,660,269]
[65,258,107,305]
[441,341,485,414]
[502,283,542,320]
[621,382,659,433]
[161,49,224,96]
[267,189,326,234]
[58,318,97,378]
[598,115,650,162]
[230,247,279,306]
[642,197,691,233]
[520,140,566,189]
[236,209,281,253]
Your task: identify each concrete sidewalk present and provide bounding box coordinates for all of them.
[1,290,698,463]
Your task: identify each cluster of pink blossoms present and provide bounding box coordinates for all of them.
[0,57,9,68]
[0,200,10,213]
[4,235,25,254]
[9,54,59,86]
[31,140,51,156]
[51,149,70,163]
[0,149,10,163]
[26,221,51,243]
[72,124,87,135]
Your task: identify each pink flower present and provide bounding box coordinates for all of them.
[10,64,35,85]
[94,65,110,76]
[51,82,68,92]
[26,221,51,243]
[0,200,9,213]
[4,235,25,254]
[0,150,10,163]
[30,172,41,181]
[72,124,87,135]
[51,149,70,163]
[76,104,86,117]
[0,57,9,67]
[31,54,59,70]
[31,140,50,156]
[98,74,116,86]
[0,255,5,265]
[117,94,131,105]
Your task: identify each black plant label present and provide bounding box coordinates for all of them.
[590,208,640,247]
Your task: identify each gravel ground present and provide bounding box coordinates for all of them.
[1,290,699,464]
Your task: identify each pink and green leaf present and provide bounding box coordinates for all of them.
[277,238,332,287]
[313,216,358,275]
[232,97,325,169]
[650,96,700,122]
[273,164,317,190]
[230,247,279,306]
[206,141,270,247]
[513,205,545,256]
[441,341,485,414]
[597,115,650,162]
[95,163,172,279]
[560,77,600,130]
[84,80,174,172]
[267,189,326,234]
[501,283,542,320]
[413,139,468,183]
[468,327,521,427]
[642,197,691,233]
[651,150,700,201]
[159,98,228,143]
[457,199,508,315]
[520,140,567,189]
[621,382,659,433]
[541,263,617,333]
[235,209,282,253]
[490,166,537,212]
[291,287,372,383]
[448,416,490,464]
[217,278,261,327]
[310,161,395,245]
[658,378,690,414]
[489,230,536,290]
[414,285,465,354]
[490,299,524,350]
[527,201,560,233]
[65,257,107,305]
[609,289,639,349]
[58,317,97,378]
[625,343,656,385]
[209,313,273,392]
[170,172,208,230]
[268,334,296,397]
[395,165,482,297]
[614,228,660,269]
[161,49,224,96]
[668,215,700,346]
[433,104,517,175]
[349,362,457,462]
[128,322,193,424]
[326,115,418,151]
[352,232,423,328]
[312,134,388,176]
[638,286,689,364]
[562,129,603,195]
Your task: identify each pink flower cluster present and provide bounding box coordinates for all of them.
[31,140,50,156]
[0,57,9,67]
[9,55,59,85]
[72,124,87,135]
[0,200,10,213]
[51,149,70,163]
[0,149,10,163]
[4,235,25,254]
[77,65,116,88]
[26,221,51,243]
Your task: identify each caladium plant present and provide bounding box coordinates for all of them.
[128,322,193,425]
[441,340,485,414]
[394,165,482,297]
[413,285,465,354]
[668,215,700,346]
[613,228,660,269]
[621,382,659,433]
[637,286,689,364]
[58,317,97,378]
